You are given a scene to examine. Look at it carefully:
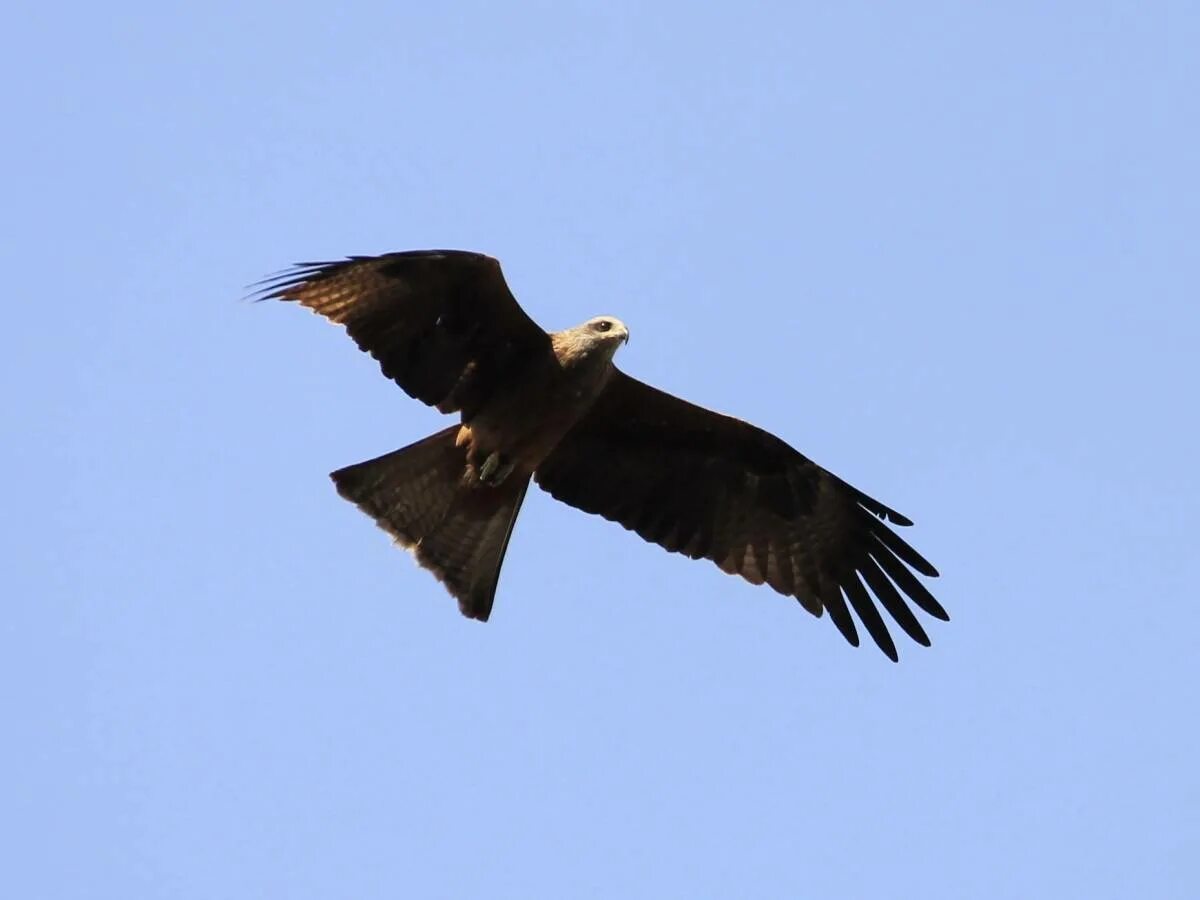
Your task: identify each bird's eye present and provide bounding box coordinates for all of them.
[594,320,612,332]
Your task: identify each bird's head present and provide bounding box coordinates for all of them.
[582,316,630,349]
[553,316,630,367]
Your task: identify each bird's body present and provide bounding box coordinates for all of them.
[456,316,628,485]
[260,249,947,660]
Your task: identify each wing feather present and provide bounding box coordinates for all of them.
[256,250,551,418]
[859,555,931,648]
[535,370,946,659]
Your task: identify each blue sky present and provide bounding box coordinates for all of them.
[6,2,1198,897]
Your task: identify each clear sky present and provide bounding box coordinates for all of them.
[6,2,1198,897]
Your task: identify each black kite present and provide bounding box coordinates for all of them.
[259,250,947,660]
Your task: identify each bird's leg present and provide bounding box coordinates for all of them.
[478,451,514,486]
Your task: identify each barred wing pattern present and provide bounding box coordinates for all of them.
[536,371,947,660]
[258,250,551,419]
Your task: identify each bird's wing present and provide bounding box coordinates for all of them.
[257,250,552,418]
[534,370,947,660]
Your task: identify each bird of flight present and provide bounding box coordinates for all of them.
[259,250,947,660]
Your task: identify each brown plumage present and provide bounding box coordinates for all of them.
[258,249,947,660]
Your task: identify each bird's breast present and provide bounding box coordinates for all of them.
[461,359,612,477]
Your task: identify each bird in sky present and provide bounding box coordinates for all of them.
[259,250,947,660]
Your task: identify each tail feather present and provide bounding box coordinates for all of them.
[330,426,529,620]
[415,478,529,620]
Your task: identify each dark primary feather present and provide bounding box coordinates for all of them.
[535,370,947,661]
[256,250,552,419]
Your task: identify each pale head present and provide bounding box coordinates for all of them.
[552,315,630,368]
[581,315,629,346]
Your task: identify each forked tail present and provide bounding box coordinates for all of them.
[330,426,529,620]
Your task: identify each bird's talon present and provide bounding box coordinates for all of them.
[479,451,512,485]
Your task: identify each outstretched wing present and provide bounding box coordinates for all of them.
[257,250,552,419]
[535,370,947,660]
